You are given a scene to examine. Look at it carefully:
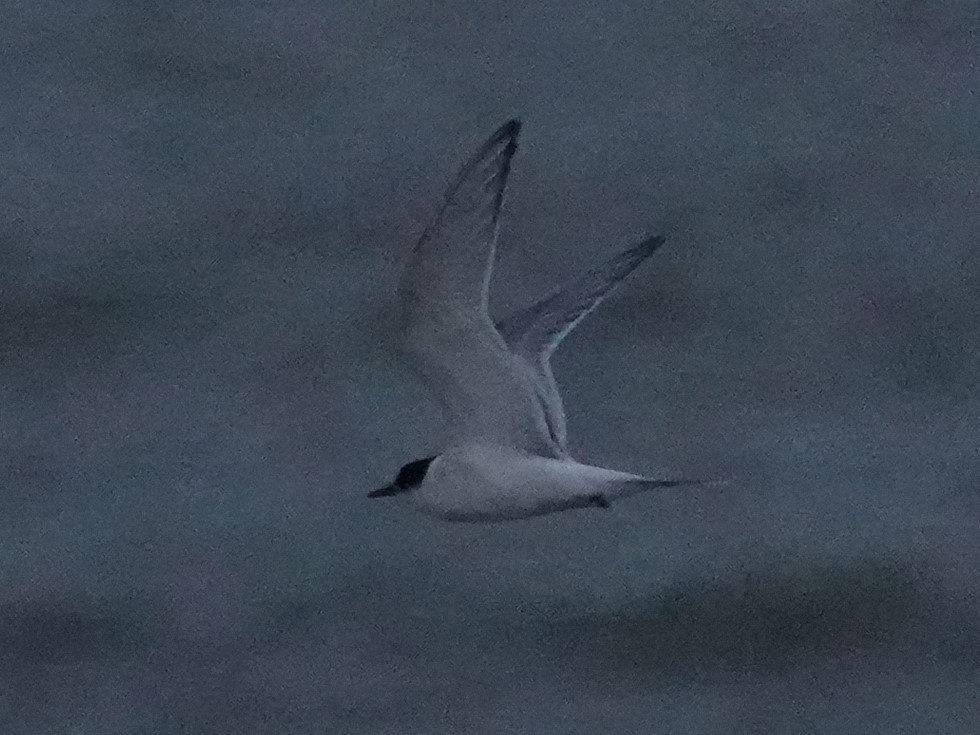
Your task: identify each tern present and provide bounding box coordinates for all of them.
[369,119,715,522]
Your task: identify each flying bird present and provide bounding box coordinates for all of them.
[370,119,716,521]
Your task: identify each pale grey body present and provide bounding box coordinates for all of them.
[370,119,716,522]
[408,445,674,522]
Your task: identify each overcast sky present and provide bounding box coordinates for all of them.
[3,1,980,733]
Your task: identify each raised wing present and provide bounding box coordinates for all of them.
[495,236,667,452]
[496,236,666,359]
[399,120,564,457]
[400,119,519,320]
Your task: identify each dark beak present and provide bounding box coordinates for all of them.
[368,484,401,498]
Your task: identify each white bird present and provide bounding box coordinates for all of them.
[369,119,716,522]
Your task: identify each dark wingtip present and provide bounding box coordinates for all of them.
[437,119,523,210]
[641,234,667,253]
[489,118,522,149]
[617,234,667,265]
[500,118,522,137]
[589,493,611,509]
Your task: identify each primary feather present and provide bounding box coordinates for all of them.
[495,235,667,453]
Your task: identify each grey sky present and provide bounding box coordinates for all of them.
[3,1,979,732]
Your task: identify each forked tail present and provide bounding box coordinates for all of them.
[607,476,731,502]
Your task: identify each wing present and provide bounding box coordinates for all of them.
[496,235,666,359]
[495,235,667,452]
[399,120,564,457]
[400,119,519,318]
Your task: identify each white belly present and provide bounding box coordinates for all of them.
[407,444,637,522]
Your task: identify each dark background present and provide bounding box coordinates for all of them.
[3,1,979,732]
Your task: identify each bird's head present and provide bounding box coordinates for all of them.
[368,456,436,498]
